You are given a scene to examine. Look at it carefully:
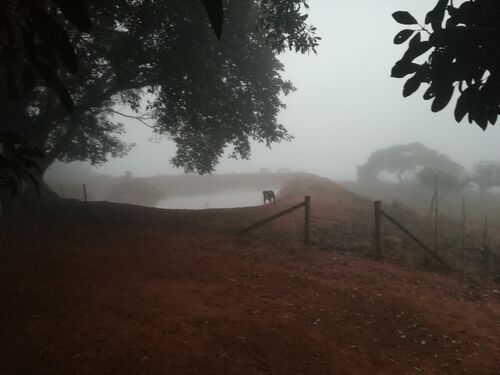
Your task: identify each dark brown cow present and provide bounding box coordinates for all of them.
[262,190,276,204]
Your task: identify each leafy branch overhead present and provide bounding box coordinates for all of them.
[0,131,45,196]
[0,0,224,194]
[1,0,319,197]
[391,0,500,129]
[0,0,224,113]
[0,0,92,112]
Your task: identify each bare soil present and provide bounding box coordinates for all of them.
[1,175,499,374]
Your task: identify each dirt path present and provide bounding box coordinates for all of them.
[1,176,499,374]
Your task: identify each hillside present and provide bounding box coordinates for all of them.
[47,172,298,207]
[1,174,499,374]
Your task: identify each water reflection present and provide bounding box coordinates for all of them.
[156,188,279,209]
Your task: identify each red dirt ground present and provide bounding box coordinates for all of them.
[1,175,499,374]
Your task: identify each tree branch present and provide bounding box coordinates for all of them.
[106,109,156,129]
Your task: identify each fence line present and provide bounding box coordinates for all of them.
[374,200,455,272]
[236,196,311,244]
[59,183,88,203]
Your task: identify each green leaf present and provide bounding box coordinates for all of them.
[402,41,432,62]
[423,87,435,100]
[425,0,447,26]
[487,109,497,125]
[392,11,418,25]
[475,109,489,130]
[391,61,419,78]
[409,32,421,48]
[403,73,422,97]
[200,0,224,40]
[431,84,454,112]
[394,29,414,44]
[454,86,474,122]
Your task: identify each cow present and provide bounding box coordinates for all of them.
[262,190,276,204]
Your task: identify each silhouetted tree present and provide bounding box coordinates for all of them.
[358,142,464,184]
[392,0,499,129]
[0,0,93,195]
[1,0,319,196]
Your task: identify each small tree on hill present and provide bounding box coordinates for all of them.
[358,142,464,185]
[471,161,500,201]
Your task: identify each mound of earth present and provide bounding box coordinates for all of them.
[0,174,499,374]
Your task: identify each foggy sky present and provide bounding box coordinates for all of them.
[95,0,500,181]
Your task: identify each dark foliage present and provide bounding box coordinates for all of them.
[417,166,469,195]
[0,0,91,112]
[0,0,91,194]
[392,0,500,129]
[0,131,44,196]
[1,0,318,195]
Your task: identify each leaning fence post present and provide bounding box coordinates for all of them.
[304,196,311,245]
[461,197,466,273]
[83,184,88,203]
[434,174,439,251]
[374,200,383,257]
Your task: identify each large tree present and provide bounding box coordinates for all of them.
[0,0,319,187]
[358,142,464,185]
[391,0,499,129]
[0,0,94,194]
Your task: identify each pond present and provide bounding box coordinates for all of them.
[156,188,280,209]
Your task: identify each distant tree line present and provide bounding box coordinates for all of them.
[359,143,500,199]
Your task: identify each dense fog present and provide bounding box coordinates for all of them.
[2,3,500,373]
[68,0,500,182]
[43,0,499,215]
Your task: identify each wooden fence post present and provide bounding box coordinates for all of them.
[461,197,465,273]
[304,196,311,245]
[434,174,439,251]
[483,216,488,249]
[461,197,466,247]
[374,200,383,257]
[237,200,306,235]
[83,184,88,203]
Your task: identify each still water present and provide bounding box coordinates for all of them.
[156,188,279,209]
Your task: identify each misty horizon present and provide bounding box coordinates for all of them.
[74,0,500,181]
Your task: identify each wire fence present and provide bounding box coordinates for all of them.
[58,183,88,202]
[306,196,499,277]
